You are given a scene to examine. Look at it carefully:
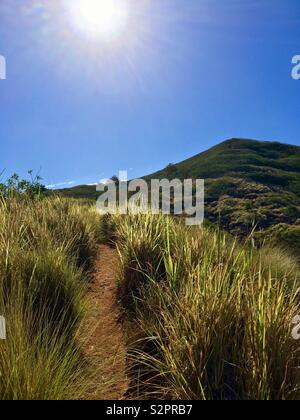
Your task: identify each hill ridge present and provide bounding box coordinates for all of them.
[57,138,300,256]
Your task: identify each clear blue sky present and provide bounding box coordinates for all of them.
[1,0,300,188]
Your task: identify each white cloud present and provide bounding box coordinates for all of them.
[46,180,77,189]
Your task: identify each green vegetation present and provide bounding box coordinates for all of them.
[149,139,300,242]
[3,136,300,400]
[0,171,47,199]
[0,187,105,399]
[107,212,300,400]
[262,223,300,261]
[58,138,300,256]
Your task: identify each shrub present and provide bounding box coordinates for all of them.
[0,171,46,199]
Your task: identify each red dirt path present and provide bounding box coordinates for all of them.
[83,245,128,400]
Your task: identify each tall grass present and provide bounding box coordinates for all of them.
[0,196,102,400]
[111,213,300,400]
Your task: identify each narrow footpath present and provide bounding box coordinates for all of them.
[83,245,128,400]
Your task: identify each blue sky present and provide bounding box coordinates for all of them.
[1,0,300,188]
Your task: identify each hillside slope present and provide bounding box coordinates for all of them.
[149,138,300,228]
[58,138,300,255]
[150,138,300,193]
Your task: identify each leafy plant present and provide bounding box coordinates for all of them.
[0,170,46,199]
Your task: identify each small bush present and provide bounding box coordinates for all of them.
[0,171,46,199]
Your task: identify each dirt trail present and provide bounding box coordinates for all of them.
[84,245,128,400]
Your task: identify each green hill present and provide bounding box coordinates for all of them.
[150,138,300,192]
[58,138,300,256]
[56,184,99,200]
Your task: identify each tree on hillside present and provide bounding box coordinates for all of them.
[110,175,120,186]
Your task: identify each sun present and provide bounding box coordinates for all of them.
[66,0,129,40]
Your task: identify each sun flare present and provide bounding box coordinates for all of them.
[66,0,129,40]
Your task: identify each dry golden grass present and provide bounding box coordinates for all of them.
[0,196,106,400]
[111,212,300,400]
